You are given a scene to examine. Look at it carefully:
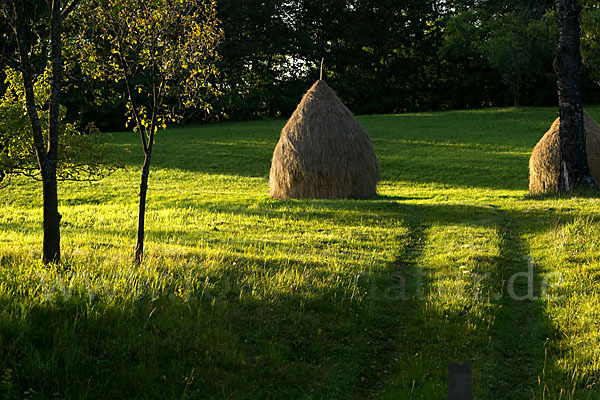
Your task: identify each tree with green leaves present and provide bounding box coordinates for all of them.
[2,0,84,263]
[74,0,223,263]
[581,0,600,86]
[483,11,556,106]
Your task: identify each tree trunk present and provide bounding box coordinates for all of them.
[134,150,152,264]
[42,0,63,263]
[512,72,521,107]
[554,0,597,192]
[42,170,61,263]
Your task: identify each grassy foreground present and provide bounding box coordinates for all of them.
[1,107,600,399]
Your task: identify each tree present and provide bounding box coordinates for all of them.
[75,0,222,263]
[0,66,116,187]
[581,0,600,87]
[1,0,82,263]
[554,0,597,192]
[483,11,556,106]
[483,13,532,106]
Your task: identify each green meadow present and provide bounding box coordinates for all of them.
[2,107,600,399]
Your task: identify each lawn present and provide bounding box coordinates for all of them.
[1,107,600,399]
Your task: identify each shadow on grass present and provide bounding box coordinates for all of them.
[525,186,600,201]
[0,196,411,399]
[154,200,557,397]
[377,204,552,399]
[0,200,569,399]
[0,256,398,399]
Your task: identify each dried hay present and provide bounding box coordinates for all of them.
[529,112,600,196]
[269,80,380,199]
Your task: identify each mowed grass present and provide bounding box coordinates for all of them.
[1,107,600,398]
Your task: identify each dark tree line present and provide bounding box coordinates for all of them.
[208,0,600,121]
[10,0,598,128]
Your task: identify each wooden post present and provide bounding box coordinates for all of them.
[447,362,472,400]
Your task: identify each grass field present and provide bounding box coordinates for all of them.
[2,107,600,399]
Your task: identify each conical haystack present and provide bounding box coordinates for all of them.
[529,112,600,196]
[269,80,380,199]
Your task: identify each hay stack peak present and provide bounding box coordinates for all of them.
[529,112,600,196]
[269,80,380,199]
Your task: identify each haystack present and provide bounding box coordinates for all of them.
[269,80,379,199]
[529,112,600,196]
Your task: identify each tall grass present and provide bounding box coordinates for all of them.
[1,107,600,398]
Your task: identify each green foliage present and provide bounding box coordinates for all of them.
[0,66,117,186]
[71,0,223,136]
[212,0,303,119]
[71,0,224,262]
[210,0,572,119]
[214,0,459,118]
[439,10,501,108]
[45,0,600,124]
[481,10,557,106]
[582,1,600,86]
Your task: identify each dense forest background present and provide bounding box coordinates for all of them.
[3,0,600,129]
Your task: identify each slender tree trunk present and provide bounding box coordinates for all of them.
[554,0,597,192]
[42,170,60,263]
[512,73,521,107]
[134,149,152,264]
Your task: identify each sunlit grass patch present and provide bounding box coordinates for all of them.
[530,215,600,398]
[1,107,600,398]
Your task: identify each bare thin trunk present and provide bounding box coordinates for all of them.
[134,147,152,264]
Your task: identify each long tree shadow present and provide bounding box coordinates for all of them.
[378,203,552,399]
[147,199,554,398]
[480,212,549,398]
[351,217,430,397]
[0,199,564,399]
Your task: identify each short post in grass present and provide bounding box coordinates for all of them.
[447,362,472,400]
